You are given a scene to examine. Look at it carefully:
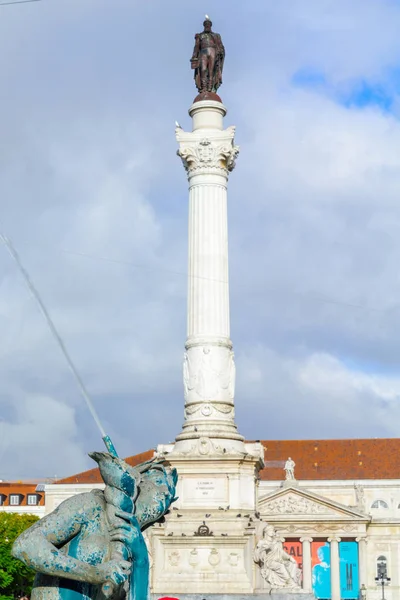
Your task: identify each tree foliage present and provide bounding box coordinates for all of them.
[0,513,39,600]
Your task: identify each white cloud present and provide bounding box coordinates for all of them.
[236,347,400,441]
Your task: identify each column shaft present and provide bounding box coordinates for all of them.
[187,178,229,340]
[357,537,368,589]
[300,537,312,593]
[328,537,341,600]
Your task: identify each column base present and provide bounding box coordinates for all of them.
[175,421,245,443]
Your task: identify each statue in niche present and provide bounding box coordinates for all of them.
[284,457,296,480]
[254,524,301,590]
[191,16,225,96]
[12,452,177,600]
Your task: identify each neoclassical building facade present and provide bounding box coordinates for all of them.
[41,437,400,600]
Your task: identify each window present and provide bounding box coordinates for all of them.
[9,494,20,506]
[377,556,388,578]
[27,494,38,506]
[371,499,389,509]
[0,495,4,506]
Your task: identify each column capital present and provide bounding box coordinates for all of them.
[356,536,368,543]
[300,537,313,543]
[328,536,341,543]
[176,125,239,178]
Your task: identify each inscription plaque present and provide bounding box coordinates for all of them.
[182,476,228,506]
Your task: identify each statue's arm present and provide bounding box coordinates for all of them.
[12,494,104,583]
[191,34,200,59]
[107,512,149,600]
[217,34,225,57]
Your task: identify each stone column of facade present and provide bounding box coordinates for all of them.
[175,100,243,451]
[300,537,313,593]
[328,537,341,600]
[356,537,368,588]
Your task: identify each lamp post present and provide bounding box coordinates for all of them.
[375,561,390,600]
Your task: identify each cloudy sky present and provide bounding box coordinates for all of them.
[2,0,400,479]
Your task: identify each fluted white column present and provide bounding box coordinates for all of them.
[356,537,368,590]
[175,100,243,446]
[328,537,341,600]
[300,537,313,593]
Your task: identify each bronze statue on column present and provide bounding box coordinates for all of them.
[191,16,225,102]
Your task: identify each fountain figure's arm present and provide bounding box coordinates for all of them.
[109,511,149,600]
[12,493,131,586]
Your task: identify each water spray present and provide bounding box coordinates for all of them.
[0,232,118,457]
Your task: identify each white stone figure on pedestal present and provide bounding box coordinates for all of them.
[284,457,296,480]
[254,524,301,591]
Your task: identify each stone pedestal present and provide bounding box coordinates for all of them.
[153,442,264,595]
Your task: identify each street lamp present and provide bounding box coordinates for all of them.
[375,561,391,600]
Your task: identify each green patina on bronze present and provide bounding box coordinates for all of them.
[12,453,178,600]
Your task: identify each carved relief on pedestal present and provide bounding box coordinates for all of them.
[174,435,245,457]
[183,402,235,421]
[177,128,240,176]
[175,436,224,456]
[183,346,235,403]
[254,523,301,591]
[168,550,181,567]
[228,552,239,567]
[208,548,221,566]
[189,548,199,567]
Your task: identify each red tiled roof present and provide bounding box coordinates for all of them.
[259,438,400,480]
[0,482,46,506]
[54,439,400,485]
[56,450,154,484]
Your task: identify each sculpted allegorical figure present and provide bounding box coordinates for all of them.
[254,524,301,590]
[191,16,225,96]
[12,452,177,600]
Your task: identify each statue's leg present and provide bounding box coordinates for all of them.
[200,53,208,92]
[207,51,216,91]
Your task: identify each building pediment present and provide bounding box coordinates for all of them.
[258,484,370,522]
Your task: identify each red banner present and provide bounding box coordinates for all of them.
[284,540,303,581]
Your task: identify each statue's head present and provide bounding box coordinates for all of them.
[135,462,178,529]
[203,18,212,32]
[89,452,178,529]
[262,524,276,539]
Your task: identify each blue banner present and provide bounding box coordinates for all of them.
[339,541,359,599]
[312,542,331,599]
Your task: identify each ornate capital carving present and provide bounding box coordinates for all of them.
[177,138,239,175]
[176,125,239,177]
[328,536,341,543]
[300,537,313,543]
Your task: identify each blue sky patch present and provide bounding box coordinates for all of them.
[291,67,395,113]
